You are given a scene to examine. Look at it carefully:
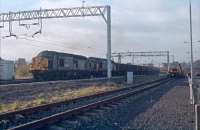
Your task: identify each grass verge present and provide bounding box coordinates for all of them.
[0,82,121,113]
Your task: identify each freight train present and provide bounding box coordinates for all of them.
[30,51,160,80]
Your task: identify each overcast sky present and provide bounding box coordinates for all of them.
[0,0,199,64]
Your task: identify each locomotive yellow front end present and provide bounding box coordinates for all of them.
[30,57,49,71]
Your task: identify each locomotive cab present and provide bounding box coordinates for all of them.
[30,57,49,71]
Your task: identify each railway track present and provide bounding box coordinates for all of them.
[0,75,160,86]
[0,77,124,86]
[0,77,171,130]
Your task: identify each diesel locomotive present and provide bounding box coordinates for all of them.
[168,63,184,78]
[30,51,160,80]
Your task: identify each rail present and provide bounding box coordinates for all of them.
[0,76,124,86]
[0,77,170,130]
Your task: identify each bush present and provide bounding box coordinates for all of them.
[15,65,30,77]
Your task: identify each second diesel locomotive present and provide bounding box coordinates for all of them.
[30,51,160,80]
[168,63,184,78]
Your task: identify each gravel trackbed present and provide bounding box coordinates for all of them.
[124,79,194,130]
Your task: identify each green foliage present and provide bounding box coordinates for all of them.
[15,65,30,77]
[0,98,46,113]
[0,83,121,113]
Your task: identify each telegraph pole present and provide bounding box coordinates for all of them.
[171,55,175,63]
[167,51,170,72]
[189,0,194,105]
[107,5,112,79]
[132,55,134,65]
[82,0,86,7]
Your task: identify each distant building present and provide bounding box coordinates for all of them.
[15,58,27,67]
[0,58,15,80]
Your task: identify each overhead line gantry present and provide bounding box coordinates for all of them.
[112,51,170,71]
[0,5,112,78]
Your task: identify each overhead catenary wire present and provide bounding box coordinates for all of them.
[19,37,81,52]
[0,5,112,78]
[1,25,107,56]
[1,37,65,52]
[40,34,107,53]
[1,30,106,57]
[16,36,105,56]
[25,37,104,53]
[0,4,108,58]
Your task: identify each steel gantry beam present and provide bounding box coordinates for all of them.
[112,51,170,71]
[0,6,108,22]
[0,5,112,78]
